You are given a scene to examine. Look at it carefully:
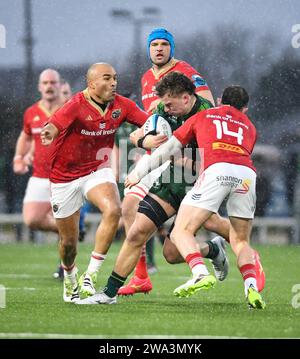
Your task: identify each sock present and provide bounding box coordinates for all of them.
[62,263,77,283]
[205,240,220,259]
[134,245,148,279]
[146,237,155,267]
[104,271,127,298]
[185,252,209,277]
[87,251,106,274]
[239,263,258,295]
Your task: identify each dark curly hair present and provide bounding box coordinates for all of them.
[221,85,249,110]
[155,71,196,97]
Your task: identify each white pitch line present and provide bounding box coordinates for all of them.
[0,274,50,279]
[0,333,249,339]
[5,287,36,291]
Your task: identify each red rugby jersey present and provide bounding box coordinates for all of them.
[141,59,209,112]
[174,105,257,172]
[23,101,56,178]
[48,90,148,183]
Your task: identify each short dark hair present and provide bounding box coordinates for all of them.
[155,72,196,97]
[221,85,249,110]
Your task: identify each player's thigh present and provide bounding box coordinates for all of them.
[122,194,141,218]
[148,193,176,218]
[84,168,121,214]
[23,201,52,222]
[86,182,121,214]
[226,165,256,219]
[173,204,212,235]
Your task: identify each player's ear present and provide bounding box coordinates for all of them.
[182,93,189,104]
[87,79,95,90]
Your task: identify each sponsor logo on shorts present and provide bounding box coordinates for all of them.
[234,179,251,194]
[212,142,244,154]
[191,193,202,201]
[216,175,242,188]
[111,109,121,119]
[52,204,59,213]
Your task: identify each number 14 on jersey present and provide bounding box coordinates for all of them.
[213,120,244,145]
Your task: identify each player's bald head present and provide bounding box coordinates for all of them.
[86,63,116,84]
[39,68,60,83]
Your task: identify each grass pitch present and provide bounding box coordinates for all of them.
[0,241,299,338]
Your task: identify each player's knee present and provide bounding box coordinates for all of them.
[23,216,42,230]
[104,204,121,223]
[126,225,148,248]
[126,235,145,248]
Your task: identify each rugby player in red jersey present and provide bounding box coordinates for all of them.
[120,28,218,296]
[41,63,149,303]
[60,79,72,104]
[125,85,266,309]
[13,69,62,233]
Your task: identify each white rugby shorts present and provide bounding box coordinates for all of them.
[23,176,51,203]
[50,168,117,218]
[182,162,256,219]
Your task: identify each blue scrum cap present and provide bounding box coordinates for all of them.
[147,28,175,61]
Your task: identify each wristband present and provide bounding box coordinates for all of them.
[137,136,145,149]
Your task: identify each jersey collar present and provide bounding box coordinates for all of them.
[151,58,178,80]
[82,88,111,116]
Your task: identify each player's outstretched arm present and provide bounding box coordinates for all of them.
[41,123,60,146]
[125,136,183,187]
[13,131,32,175]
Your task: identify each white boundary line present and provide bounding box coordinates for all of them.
[0,333,298,339]
[5,287,36,291]
[0,333,248,339]
[0,274,49,278]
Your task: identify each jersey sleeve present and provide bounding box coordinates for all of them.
[124,98,148,127]
[23,108,32,136]
[173,114,198,146]
[180,62,209,92]
[49,100,77,131]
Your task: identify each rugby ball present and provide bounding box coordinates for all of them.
[143,114,172,139]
